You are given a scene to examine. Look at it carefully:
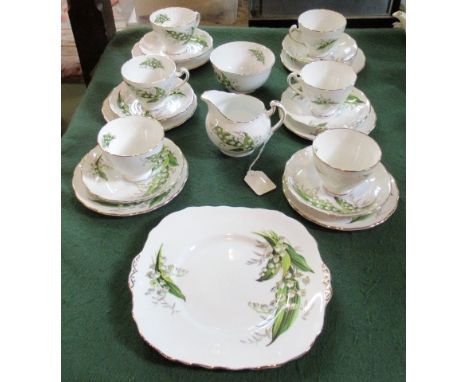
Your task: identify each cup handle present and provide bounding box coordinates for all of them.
[288,24,305,46]
[171,67,190,92]
[194,11,201,26]
[287,72,303,96]
[266,100,286,134]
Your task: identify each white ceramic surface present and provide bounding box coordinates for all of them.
[72,157,188,217]
[210,41,275,93]
[283,33,357,65]
[121,55,189,111]
[201,90,285,157]
[312,129,382,195]
[281,85,373,136]
[129,206,332,369]
[81,139,184,204]
[283,146,391,217]
[283,106,376,141]
[287,61,356,117]
[280,47,365,74]
[102,91,198,131]
[150,7,200,54]
[97,117,164,182]
[289,9,346,57]
[283,173,399,231]
[109,79,194,121]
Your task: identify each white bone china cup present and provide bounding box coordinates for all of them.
[121,54,189,111]
[287,60,356,117]
[312,128,382,195]
[97,116,165,182]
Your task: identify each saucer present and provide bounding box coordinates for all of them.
[283,33,357,65]
[281,48,365,74]
[72,157,188,217]
[132,28,213,70]
[283,173,399,231]
[102,91,197,131]
[81,139,184,204]
[281,85,373,136]
[283,146,392,217]
[284,106,376,141]
[109,80,194,121]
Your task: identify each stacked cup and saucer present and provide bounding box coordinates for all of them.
[72,116,189,216]
[283,129,399,230]
[281,59,376,140]
[102,53,197,131]
[281,9,366,74]
[131,7,213,71]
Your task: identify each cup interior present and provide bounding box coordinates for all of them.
[313,129,381,171]
[98,117,164,156]
[121,55,175,85]
[210,41,275,75]
[299,9,346,32]
[301,61,356,90]
[151,7,197,27]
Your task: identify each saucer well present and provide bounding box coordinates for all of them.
[281,85,373,136]
[109,80,194,121]
[283,174,399,231]
[72,157,188,217]
[132,28,213,70]
[283,33,358,65]
[283,106,376,141]
[283,146,392,217]
[81,139,184,204]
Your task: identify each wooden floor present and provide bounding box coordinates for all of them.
[61,0,249,82]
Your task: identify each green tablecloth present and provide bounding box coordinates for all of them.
[62,26,405,381]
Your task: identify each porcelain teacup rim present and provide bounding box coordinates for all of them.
[210,41,275,76]
[150,7,199,28]
[121,55,177,87]
[298,9,346,33]
[97,116,164,158]
[298,61,357,91]
[312,128,382,172]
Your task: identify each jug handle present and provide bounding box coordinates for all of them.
[266,100,286,134]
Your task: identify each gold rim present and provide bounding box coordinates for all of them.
[297,9,346,33]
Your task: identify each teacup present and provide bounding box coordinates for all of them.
[287,60,356,117]
[312,128,382,195]
[289,9,346,58]
[97,116,165,182]
[121,54,189,111]
[150,7,200,55]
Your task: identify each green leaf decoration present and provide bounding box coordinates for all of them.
[101,133,115,148]
[214,69,236,91]
[346,94,364,105]
[250,231,313,345]
[286,245,313,273]
[213,125,255,152]
[153,13,170,24]
[310,122,327,135]
[93,155,108,181]
[270,293,300,345]
[155,245,186,301]
[316,39,337,50]
[249,48,265,64]
[166,29,193,43]
[312,96,337,106]
[140,58,164,70]
[350,213,374,223]
[148,190,170,207]
[144,146,179,196]
[117,92,131,116]
[189,35,208,47]
[169,90,186,97]
[127,83,166,104]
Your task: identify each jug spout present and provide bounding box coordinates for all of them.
[201,90,239,120]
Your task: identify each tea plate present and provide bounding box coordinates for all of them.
[132,28,213,70]
[81,139,184,204]
[284,107,376,141]
[109,80,194,121]
[281,85,373,136]
[102,92,197,131]
[72,157,188,217]
[283,147,391,217]
[129,206,332,369]
[283,175,399,231]
[283,33,357,65]
[281,48,365,74]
